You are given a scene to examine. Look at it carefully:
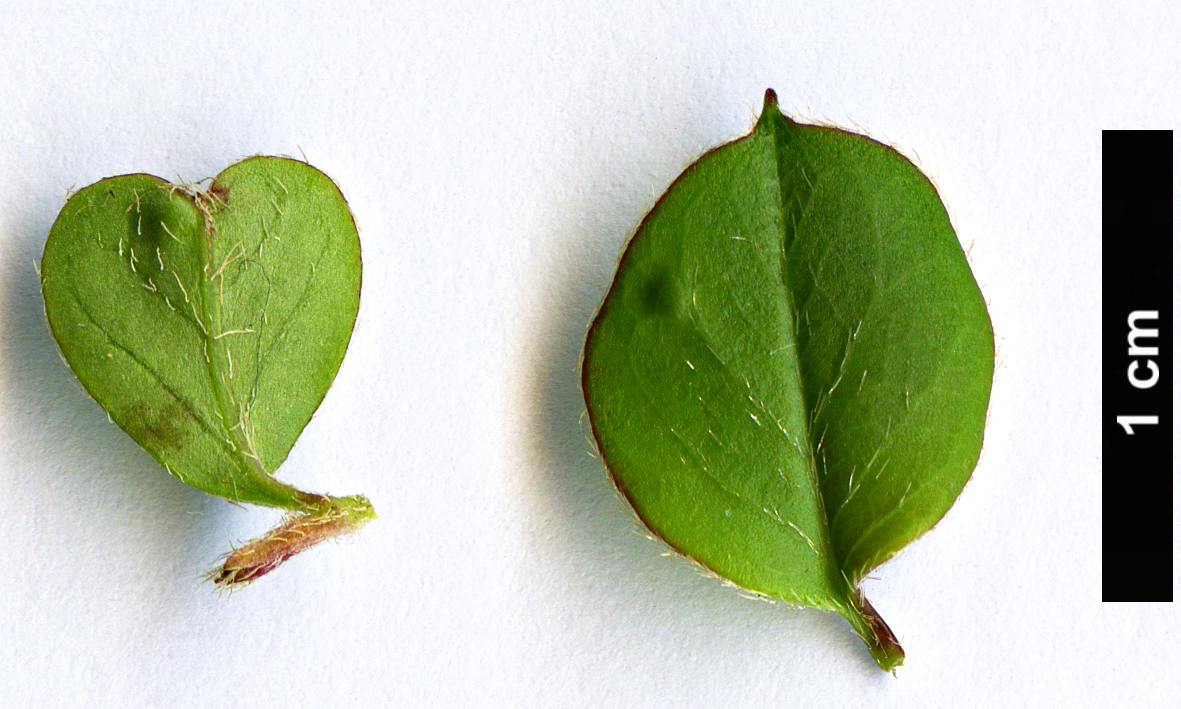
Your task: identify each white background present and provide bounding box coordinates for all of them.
[0,1,1173,706]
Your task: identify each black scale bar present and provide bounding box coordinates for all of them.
[1102,130,1173,602]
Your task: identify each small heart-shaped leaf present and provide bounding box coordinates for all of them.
[41,156,375,588]
[582,91,993,671]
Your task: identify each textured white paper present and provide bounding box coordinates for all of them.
[0,1,1174,706]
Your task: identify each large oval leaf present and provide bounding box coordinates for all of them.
[581,90,993,671]
[41,156,375,587]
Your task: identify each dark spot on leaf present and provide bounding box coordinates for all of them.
[118,402,188,451]
[638,270,680,318]
[131,191,196,250]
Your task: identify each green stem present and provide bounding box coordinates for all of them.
[843,586,905,673]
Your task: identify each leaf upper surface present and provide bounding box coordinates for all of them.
[41,157,362,510]
[581,91,993,670]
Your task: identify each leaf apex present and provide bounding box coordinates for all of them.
[757,88,785,131]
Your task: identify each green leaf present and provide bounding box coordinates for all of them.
[41,156,375,588]
[581,90,993,671]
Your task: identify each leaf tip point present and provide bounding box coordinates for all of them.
[758,89,783,127]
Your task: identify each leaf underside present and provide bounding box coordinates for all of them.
[581,91,993,671]
[41,156,374,586]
